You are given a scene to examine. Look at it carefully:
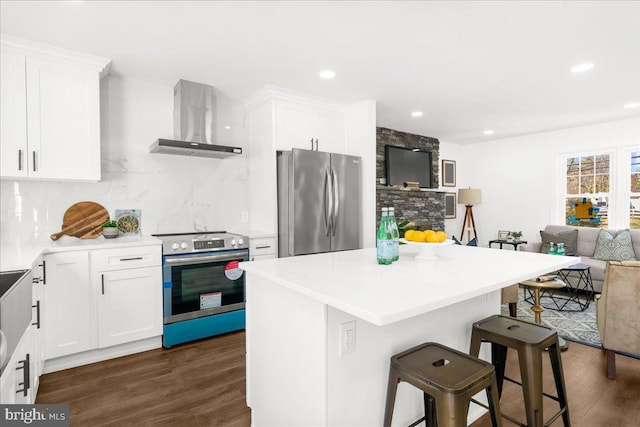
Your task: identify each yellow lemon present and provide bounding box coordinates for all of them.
[435,231,447,243]
[412,230,426,242]
[424,230,438,243]
[404,230,415,241]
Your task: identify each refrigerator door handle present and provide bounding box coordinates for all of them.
[324,168,332,236]
[331,168,339,236]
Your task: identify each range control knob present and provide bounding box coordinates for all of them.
[231,239,237,247]
[181,242,188,250]
[171,243,179,251]
[238,238,244,246]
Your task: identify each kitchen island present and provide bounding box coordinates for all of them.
[240,244,578,426]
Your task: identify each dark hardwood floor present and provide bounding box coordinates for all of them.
[36,331,639,426]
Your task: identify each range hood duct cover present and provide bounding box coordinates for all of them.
[150,79,242,158]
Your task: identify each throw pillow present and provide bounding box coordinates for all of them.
[452,236,477,246]
[594,229,636,261]
[539,229,578,256]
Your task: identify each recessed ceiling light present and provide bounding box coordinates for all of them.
[319,70,335,79]
[483,130,495,135]
[623,102,640,109]
[411,111,423,117]
[570,62,594,73]
[224,125,231,130]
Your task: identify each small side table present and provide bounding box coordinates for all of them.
[556,263,595,310]
[488,239,528,250]
[520,278,569,351]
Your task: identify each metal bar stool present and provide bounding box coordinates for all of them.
[469,315,570,427]
[384,342,503,427]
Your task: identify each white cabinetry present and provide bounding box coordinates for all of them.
[40,242,162,372]
[0,326,35,404]
[0,35,110,181]
[42,251,95,360]
[275,101,348,153]
[93,247,163,348]
[250,237,277,261]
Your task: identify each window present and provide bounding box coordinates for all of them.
[630,151,640,229]
[564,153,610,228]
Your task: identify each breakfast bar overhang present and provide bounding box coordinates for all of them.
[240,244,578,426]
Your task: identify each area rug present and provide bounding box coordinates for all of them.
[500,286,601,348]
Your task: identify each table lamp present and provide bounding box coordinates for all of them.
[458,188,481,243]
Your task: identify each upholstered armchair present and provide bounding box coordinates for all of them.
[595,260,640,379]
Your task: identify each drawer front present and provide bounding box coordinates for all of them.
[250,238,276,257]
[92,245,161,271]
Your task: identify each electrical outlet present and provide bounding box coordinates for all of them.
[339,321,356,356]
[241,211,249,223]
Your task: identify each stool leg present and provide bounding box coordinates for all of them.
[424,393,436,427]
[469,328,482,357]
[434,394,469,427]
[383,366,400,427]
[486,375,504,427]
[548,341,571,426]
[491,343,508,398]
[518,346,544,427]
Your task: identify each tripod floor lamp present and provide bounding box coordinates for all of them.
[458,188,481,243]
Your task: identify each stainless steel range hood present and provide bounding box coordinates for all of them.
[150,80,242,158]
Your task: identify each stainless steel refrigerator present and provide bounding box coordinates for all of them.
[277,148,362,257]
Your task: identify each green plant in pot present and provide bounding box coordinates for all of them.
[510,231,523,242]
[102,220,119,239]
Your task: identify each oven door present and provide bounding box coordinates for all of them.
[163,249,248,324]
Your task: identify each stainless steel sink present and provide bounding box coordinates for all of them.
[0,269,32,375]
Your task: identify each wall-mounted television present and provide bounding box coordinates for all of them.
[385,145,433,189]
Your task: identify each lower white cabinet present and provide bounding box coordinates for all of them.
[42,251,95,360]
[0,326,35,404]
[250,237,277,261]
[96,266,162,348]
[41,243,162,365]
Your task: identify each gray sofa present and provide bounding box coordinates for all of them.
[519,225,640,293]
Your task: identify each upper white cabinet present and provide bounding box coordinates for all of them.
[0,35,110,181]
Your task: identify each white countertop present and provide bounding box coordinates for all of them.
[240,244,579,326]
[1,234,161,271]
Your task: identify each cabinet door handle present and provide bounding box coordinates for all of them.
[16,353,30,396]
[41,261,46,284]
[120,257,143,261]
[32,301,41,329]
[32,151,37,172]
[18,149,23,171]
[255,245,271,250]
[101,274,105,295]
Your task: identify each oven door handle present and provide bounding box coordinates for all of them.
[164,251,248,266]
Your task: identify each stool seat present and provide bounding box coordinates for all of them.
[384,342,502,427]
[470,315,570,427]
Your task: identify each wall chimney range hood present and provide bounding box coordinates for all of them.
[150,80,242,158]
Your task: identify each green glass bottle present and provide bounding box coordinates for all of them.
[377,208,393,265]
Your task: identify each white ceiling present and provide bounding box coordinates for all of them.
[1,1,639,144]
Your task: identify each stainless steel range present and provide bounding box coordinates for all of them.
[152,231,249,347]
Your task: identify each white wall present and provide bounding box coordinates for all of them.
[444,118,640,246]
[0,75,250,249]
[439,141,474,240]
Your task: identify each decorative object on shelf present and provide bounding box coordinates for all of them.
[510,231,523,242]
[498,230,510,241]
[102,220,119,239]
[115,209,141,235]
[441,159,456,187]
[458,188,481,243]
[402,181,420,190]
[444,192,456,218]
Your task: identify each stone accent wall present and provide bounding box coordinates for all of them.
[376,127,445,232]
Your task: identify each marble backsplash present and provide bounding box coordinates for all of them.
[0,76,250,250]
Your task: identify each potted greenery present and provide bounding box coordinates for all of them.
[102,220,119,239]
[510,231,523,242]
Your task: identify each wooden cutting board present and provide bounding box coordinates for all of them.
[50,202,110,241]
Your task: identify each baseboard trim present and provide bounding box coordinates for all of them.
[43,336,162,374]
